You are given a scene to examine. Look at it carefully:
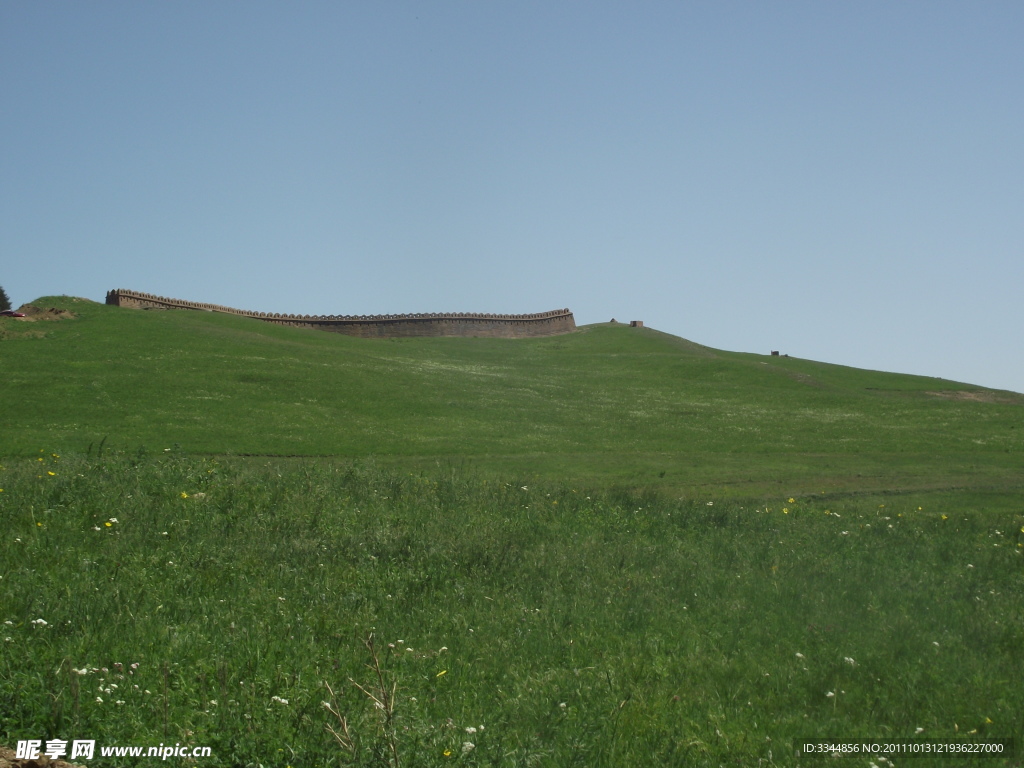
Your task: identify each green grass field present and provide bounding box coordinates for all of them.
[2,296,1022,496]
[1,297,1022,766]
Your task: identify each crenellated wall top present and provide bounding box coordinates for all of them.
[105,289,573,324]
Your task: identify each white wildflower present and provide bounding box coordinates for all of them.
[462,741,475,754]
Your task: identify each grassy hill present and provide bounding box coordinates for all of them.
[2,295,1022,496]
[2,296,1023,765]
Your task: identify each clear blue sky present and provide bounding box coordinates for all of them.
[3,2,1022,392]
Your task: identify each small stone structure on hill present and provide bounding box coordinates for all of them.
[105,289,576,339]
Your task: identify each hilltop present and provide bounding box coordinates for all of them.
[1,294,1021,496]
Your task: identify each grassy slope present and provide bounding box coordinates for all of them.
[2,296,1022,495]
[3,298,1023,766]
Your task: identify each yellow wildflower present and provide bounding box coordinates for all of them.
[436,670,447,678]
[180,492,189,499]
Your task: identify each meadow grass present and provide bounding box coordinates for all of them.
[1,453,1022,766]
[1,297,1022,498]
[3,298,1022,765]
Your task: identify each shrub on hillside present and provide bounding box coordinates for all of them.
[0,285,10,312]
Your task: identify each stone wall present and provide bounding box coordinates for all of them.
[105,290,576,339]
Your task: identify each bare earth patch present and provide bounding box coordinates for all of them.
[926,389,1024,405]
[16,305,77,321]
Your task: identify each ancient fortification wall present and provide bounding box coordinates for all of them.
[105,290,576,339]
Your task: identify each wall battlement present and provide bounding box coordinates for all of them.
[105,289,576,339]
